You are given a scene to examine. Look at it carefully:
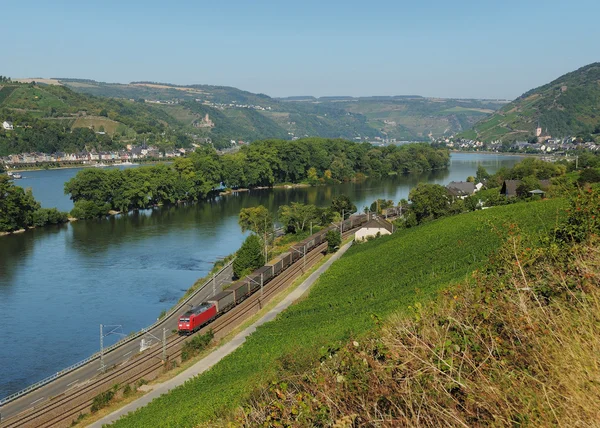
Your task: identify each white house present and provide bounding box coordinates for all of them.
[355,217,394,241]
[2,121,14,130]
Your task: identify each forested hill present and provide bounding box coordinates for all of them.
[460,62,600,142]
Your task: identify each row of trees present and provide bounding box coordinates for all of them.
[64,139,448,218]
[219,139,449,187]
[0,176,68,232]
[395,159,570,229]
[233,196,354,278]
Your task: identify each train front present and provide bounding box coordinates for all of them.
[178,312,192,335]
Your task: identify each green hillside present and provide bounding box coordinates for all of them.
[58,79,382,142]
[0,82,183,155]
[333,97,504,140]
[461,62,600,142]
[112,199,566,427]
[58,79,504,143]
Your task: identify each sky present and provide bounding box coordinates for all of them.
[2,0,599,100]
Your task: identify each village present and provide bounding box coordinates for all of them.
[0,143,196,168]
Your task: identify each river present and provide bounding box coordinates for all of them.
[0,153,524,398]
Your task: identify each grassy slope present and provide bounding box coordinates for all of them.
[113,199,566,427]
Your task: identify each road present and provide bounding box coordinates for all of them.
[91,240,354,426]
[0,263,234,423]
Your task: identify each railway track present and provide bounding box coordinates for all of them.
[2,231,346,428]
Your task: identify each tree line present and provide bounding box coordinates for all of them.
[64,139,449,218]
[0,175,69,233]
[395,158,568,229]
[232,195,354,278]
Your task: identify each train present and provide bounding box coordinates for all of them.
[177,213,370,335]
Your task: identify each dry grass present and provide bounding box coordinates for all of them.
[232,193,600,427]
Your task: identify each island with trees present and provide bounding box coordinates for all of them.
[64,138,449,219]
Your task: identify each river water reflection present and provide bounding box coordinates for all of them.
[0,153,524,397]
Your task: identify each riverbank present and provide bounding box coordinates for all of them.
[449,149,544,157]
[6,159,171,173]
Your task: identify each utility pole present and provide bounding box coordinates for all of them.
[100,324,105,373]
[212,273,216,296]
[310,221,313,235]
[162,328,167,362]
[303,245,306,270]
[340,209,344,234]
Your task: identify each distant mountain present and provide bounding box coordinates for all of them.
[460,63,600,142]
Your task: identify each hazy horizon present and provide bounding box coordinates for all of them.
[3,0,599,100]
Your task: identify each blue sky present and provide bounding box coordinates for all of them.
[3,0,598,99]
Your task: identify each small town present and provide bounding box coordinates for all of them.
[0,143,195,168]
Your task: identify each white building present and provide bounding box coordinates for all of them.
[2,121,14,130]
[354,217,394,241]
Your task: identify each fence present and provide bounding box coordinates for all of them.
[0,259,234,406]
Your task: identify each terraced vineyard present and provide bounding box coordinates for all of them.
[113,199,566,427]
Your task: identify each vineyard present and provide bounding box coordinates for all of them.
[112,199,567,427]
[0,85,17,106]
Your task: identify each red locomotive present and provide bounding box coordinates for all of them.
[178,302,217,335]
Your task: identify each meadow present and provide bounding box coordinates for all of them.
[113,199,566,427]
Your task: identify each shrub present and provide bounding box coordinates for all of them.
[181,330,214,362]
[70,200,110,219]
[90,384,118,413]
[32,208,69,226]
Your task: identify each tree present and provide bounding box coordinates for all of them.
[307,167,319,186]
[369,199,394,214]
[330,195,357,218]
[233,235,265,279]
[239,205,273,258]
[408,183,451,223]
[476,165,490,183]
[278,203,318,233]
[325,229,341,253]
[578,168,600,184]
[0,175,41,232]
[516,175,541,198]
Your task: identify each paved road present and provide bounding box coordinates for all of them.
[91,241,354,427]
[0,263,234,423]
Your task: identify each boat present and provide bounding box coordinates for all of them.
[94,162,108,168]
[11,173,22,179]
[121,161,138,166]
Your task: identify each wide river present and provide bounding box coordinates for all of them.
[0,153,524,398]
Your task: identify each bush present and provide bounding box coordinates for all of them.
[233,234,265,279]
[70,200,110,219]
[554,187,600,243]
[181,330,214,362]
[32,208,68,226]
[90,385,118,413]
[578,168,600,184]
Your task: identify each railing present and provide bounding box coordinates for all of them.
[0,259,234,407]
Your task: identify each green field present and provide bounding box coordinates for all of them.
[113,199,566,427]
